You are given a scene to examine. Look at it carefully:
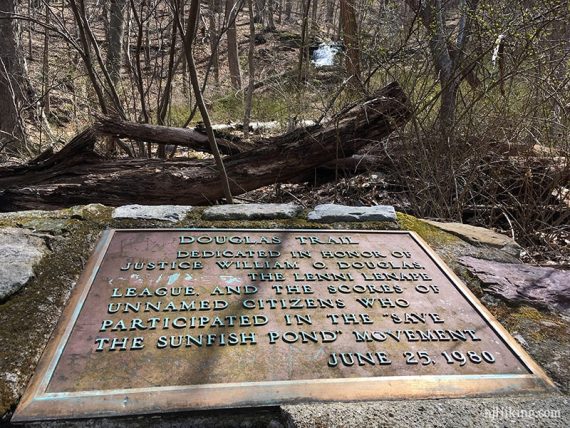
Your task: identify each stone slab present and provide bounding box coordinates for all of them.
[460,256,570,316]
[307,204,396,222]
[112,205,192,222]
[0,228,48,300]
[13,229,553,423]
[202,203,301,220]
[423,220,522,257]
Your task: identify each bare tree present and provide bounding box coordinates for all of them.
[226,0,242,90]
[156,6,179,157]
[549,0,569,139]
[266,0,275,30]
[340,0,362,91]
[311,0,318,28]
[284,0,291,21]
[243,0,256,137]
[208,0,221,84]
[326,0,335,24]
[297,0,311,84]
[180,0,234,202]
[41,0,51,118]
[0,0,31,152]
[405,0,480,141]
[129,0,150,124]
[107,0,128,86]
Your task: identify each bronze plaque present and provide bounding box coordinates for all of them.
[13,229,554,422]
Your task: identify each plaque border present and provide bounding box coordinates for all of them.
[12,229,557,422]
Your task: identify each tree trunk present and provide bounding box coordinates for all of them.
[326,0,335,23]
[0,82,410,210]
[311,0,318,28]
[277,0,282,23]
[42,0,51,118]
[157,17,179,132]
[184,0,234,203]
[340,0,362,90]
[266,0,276,31]
[226,0,242,90]
[69,0,109,115]
[133,0,150,122]
[284,0,292,21]
[0,0,31,153]
[254,0,265,25]
[550,0,569,140]
[208,0,220,84]
[297,0,311,84]
[243,0,256,138]
[439,77,459,142]
[107,0,127,86]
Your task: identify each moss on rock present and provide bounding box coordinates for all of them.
[491,303,570,393]
[0,211,107,415]
[396,213,460,247]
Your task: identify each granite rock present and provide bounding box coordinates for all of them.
[307,204,396,222]
[112,205,193,222]
[0,228,48,300]
[203,203,301,220]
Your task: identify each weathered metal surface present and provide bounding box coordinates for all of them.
[13,229,555,422]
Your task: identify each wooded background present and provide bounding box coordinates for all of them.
[0,0,568,262]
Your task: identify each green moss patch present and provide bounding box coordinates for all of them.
[396,212,460,247]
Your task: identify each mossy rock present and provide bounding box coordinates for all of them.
[0,212,107,416]
[491,304,570,393]
[396,212,460,247]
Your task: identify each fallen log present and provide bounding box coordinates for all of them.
[0,82,411,211]
[94,117,318,157]
[94,116,254,155]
